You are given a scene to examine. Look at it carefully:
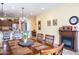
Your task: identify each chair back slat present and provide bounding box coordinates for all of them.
[45,34,54,47]
[37,33,44,43]
[40,43,64,55]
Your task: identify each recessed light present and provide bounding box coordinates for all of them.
[41,8,45,10]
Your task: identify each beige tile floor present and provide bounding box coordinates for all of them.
[63,48,79,55]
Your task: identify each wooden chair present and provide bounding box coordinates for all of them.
[37,33,44,43]
[40,43,64,55]
[8,39,20,47]
[56,43,64,55]
[8,40,21,54]
[30,37,37,42]
[45,34,54,47]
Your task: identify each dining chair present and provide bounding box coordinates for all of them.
[45,34,54,47]
[40,43,64,55]
[8,39,20,47]
[56,43,64,55]
[8,40,21,52]
[37,33,44,43]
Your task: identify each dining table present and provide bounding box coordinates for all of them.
[3,38,54,55]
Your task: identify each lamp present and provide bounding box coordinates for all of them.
[20,7,29,43]
[1,3,5,20]
[21,7,24,22]
[1,3,4,17]
[18,7,33,47]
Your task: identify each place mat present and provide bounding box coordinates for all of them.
[10,45,21,50]
[31,42,42,47]
[12,47,33,55]
[34,45,49,51]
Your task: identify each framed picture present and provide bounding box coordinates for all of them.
[47,20,51,26]
[53,19,57,26]
[38,21,41,30]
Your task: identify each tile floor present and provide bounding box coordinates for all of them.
[63,48,79,55]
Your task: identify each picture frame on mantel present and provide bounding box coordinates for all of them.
[38,20,41,30]
[47,20,51,26]
[53,19,57,26]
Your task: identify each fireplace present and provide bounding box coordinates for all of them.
[59,26,78,51]
[61,37,74,49]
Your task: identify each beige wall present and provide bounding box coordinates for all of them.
[31,16,37,31]
[36,4,79,45]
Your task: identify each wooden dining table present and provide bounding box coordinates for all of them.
[3,38,53,55]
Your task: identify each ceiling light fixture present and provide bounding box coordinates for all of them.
[41,8,45,10]
[1,3,5,20]
[22,7,24,18]
[1,3,4,17]
[21,7,25,22]
[4,12,6,16]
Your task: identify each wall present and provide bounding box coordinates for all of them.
[36,4,79,49]
[30,16,37,31]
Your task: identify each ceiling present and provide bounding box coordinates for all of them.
[0,3,64,18]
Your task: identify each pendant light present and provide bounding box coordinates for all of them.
[1,3,4,20]
[21,7,25,22]
[1,3,4,17]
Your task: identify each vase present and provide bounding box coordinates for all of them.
[22,31,29,43]
[24,38,27,43]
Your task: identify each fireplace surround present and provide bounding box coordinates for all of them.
[61,36,74,49]
[59,26,78,52]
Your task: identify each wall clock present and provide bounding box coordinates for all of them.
[69,16,79,25]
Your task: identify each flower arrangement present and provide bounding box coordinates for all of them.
[23,31,29,43]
